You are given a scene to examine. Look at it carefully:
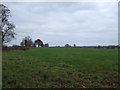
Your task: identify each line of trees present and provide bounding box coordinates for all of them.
[65,44,76,47]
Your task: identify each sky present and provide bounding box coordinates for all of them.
[3,2,118,46]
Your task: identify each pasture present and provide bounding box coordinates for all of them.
[2,47,119,88]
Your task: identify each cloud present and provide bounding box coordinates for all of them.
[3,2,118,46]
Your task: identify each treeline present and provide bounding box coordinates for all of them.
[64,44,120,49]
[2,36,49,51]
[2,46,29,51]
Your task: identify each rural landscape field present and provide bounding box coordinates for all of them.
[1,1,119,88]
[3,47,118,88]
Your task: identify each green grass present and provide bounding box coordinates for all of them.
[2,47,119,88]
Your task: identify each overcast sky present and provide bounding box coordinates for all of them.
[3,2,118,46]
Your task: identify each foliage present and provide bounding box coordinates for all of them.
[2,46,29,51]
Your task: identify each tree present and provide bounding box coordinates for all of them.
[20,36,33,47]
[65,44,70,47]
[0,4,16,45]
[44,43,49,47]
[73,44,76,47]
[34,39,44,47]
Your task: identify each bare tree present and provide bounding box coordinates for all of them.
[0,4,16,45]
[20,36,33,47]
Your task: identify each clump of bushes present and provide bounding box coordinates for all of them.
[2,46,29,51]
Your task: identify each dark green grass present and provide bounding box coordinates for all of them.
[2,47,119,88]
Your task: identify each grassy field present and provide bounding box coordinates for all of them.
[2,47,119,88]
